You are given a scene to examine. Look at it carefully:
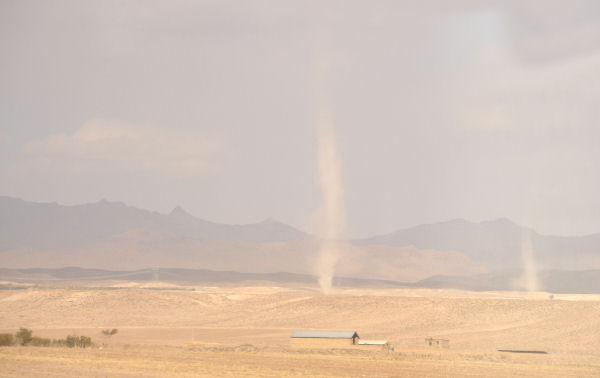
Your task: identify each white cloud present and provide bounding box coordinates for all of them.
[21,119,223,177]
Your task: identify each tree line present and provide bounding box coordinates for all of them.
[0,328,93,348]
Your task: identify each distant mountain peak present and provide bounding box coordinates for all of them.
[169,206,193,218]
[441,218,471,225]
[480,218,528,232]
[486,217,515,225]
[95,199,126,207]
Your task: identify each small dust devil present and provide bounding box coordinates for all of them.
[314,112,345,295]
[521,230,539,292]
[312,66,345,293]
[311,23,346,295]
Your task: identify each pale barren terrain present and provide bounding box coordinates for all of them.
[1,284,600,377]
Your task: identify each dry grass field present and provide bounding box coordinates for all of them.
[1,283,600,377]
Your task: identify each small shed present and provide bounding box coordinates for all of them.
[357,339,391,351]
[290,330,359,349]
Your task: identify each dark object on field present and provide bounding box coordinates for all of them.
[425,337,449,348]
[498,350,548,354]
[102,329,118,336]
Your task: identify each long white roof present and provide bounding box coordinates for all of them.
[290,330,359,339]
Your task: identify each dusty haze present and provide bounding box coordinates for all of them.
[1,2,600,376]
[1,1,600,239]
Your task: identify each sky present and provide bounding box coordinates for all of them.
[1,0,600,238]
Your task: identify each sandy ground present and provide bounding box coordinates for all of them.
[1,284,600,377]
[2,345,599,377]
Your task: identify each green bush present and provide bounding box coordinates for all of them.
[15,328,32,346]
[30,337,51,347]
[65,335,78,348]
[79,336,92,348]
[64,335,92,348]
[0,333,14,346]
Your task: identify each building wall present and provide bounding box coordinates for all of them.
[290,338,355,349]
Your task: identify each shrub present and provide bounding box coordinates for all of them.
[65,335,78,348]
[0,333,14,346]
[101,328,118,337]
[64,335,92,348]
[52,339,66,347]
[30,337,51,347]
[15,328,32,346]
[79,336,92,348]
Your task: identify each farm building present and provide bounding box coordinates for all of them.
[290,330,360,349]
[357,339,392,351]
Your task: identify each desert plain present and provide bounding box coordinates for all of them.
[1,282,600,377]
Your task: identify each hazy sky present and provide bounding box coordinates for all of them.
[1,0,599,238]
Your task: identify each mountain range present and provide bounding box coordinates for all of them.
[0,196,306,250]
[357,218,600,271]
[1,196,599,291]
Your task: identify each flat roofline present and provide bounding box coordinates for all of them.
[290,330,359,339]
